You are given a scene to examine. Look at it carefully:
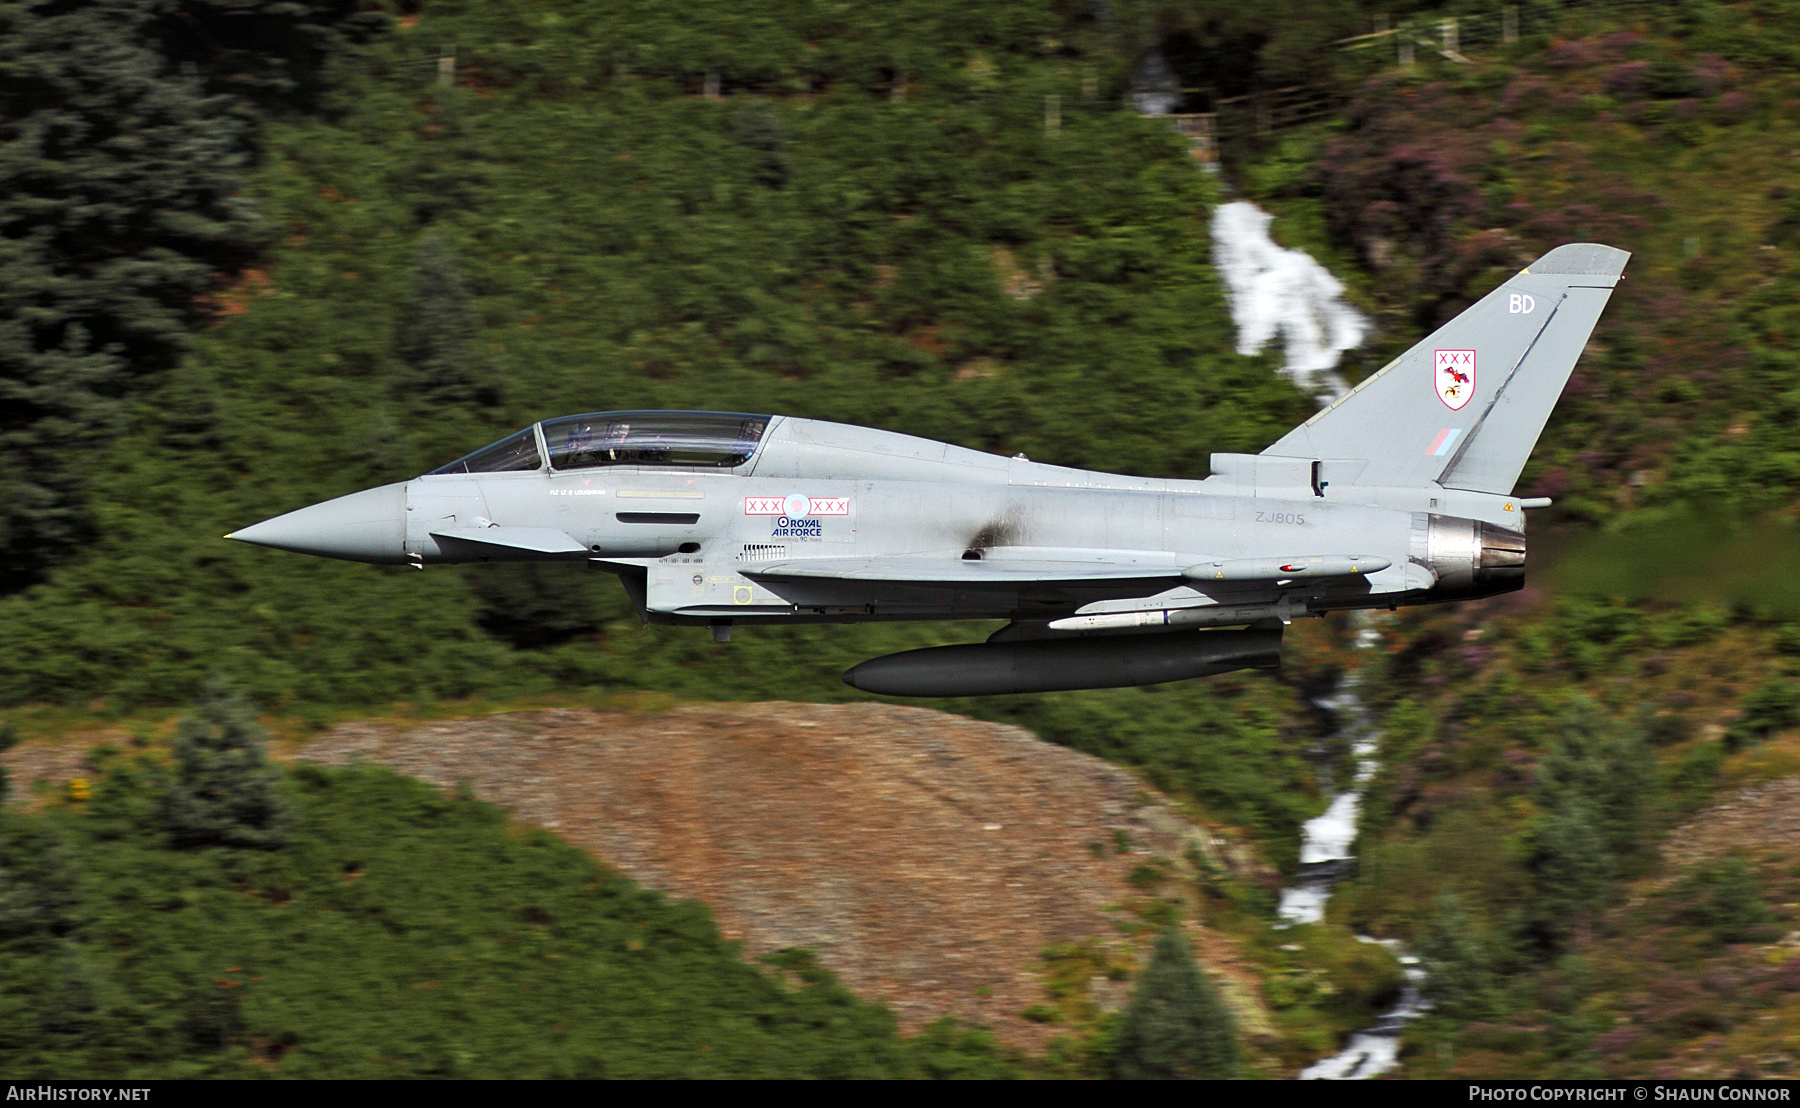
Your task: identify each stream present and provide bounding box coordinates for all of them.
[1211,202,1428,1078]
[1277,625,1430,1081]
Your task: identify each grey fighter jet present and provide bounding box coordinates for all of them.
[229,243,1628,696]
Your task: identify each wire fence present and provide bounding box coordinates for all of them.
[1338,0,1665,71]
[1148,0,1674,162]
[393,0,1670,166]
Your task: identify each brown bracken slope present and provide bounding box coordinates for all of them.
[297,702,1253,1050]
[1,702,1274,1051]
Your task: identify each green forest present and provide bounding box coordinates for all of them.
[3,0,1800,1079]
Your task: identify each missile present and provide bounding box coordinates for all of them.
[1184,554,1390,582]
[842,627,1282,698]
[1046,600,1303,634]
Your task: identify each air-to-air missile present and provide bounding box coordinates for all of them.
[229,243,1627,696]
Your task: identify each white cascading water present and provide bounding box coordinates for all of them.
[1275,627,1430,1080]
[1210,200,1367,404]
[1299,939,1428,1080]
[1205,223,1422,1075]
[1276,668,1381,930]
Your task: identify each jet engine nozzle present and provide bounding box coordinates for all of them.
[1414,513,1526,597]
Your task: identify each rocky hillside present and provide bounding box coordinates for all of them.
[292,701,1272,1051]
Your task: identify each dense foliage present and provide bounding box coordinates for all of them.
[0,0,260,589]
[0,0,385,591]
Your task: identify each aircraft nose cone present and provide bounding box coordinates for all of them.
[227,482,408,564]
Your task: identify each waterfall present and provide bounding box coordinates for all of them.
[1210,200,1367,404]
[1210,199,1419,1078]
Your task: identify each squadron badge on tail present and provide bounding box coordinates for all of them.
[1435,348,1476,410]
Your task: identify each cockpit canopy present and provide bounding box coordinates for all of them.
[427,412,770,476]
[432,426,542,475]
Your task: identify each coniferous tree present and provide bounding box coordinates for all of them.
[404,89,488,226]
[1725,678,1800,751]
[0,819,84,943]
[1542,955,1603,1077]
[733,101,790,189]
[147,0,390,116]
[0,816,96,1060]
[1536,698,1658,858]
[1418,892,1494,1023]
[0,0,266,592]
[0,721,17,807]
[1680,858,1773,944]
[161,681,290,850]
[1533,700,1612,814]
[0,1,384,594]
[1529,797,1613,946]
[1113,927,1240,1080]
[1523,700,1662,947]
[394,235,498,409]
[1596,721,1658,855]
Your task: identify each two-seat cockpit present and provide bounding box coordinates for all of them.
[427,412,771,476]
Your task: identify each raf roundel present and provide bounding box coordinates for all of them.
[784,493,810,518]
[1434,349,1476,411]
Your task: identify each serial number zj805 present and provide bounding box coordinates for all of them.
[1254,511,1307,525]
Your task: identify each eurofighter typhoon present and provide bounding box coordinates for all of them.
[229,243,1628,696]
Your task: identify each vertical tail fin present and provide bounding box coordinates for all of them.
[1261,243,1629,494]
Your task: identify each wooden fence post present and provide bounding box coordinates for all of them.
[437,52,455,86]
[1503,6,1518,44]
[1044,94,1061,134]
